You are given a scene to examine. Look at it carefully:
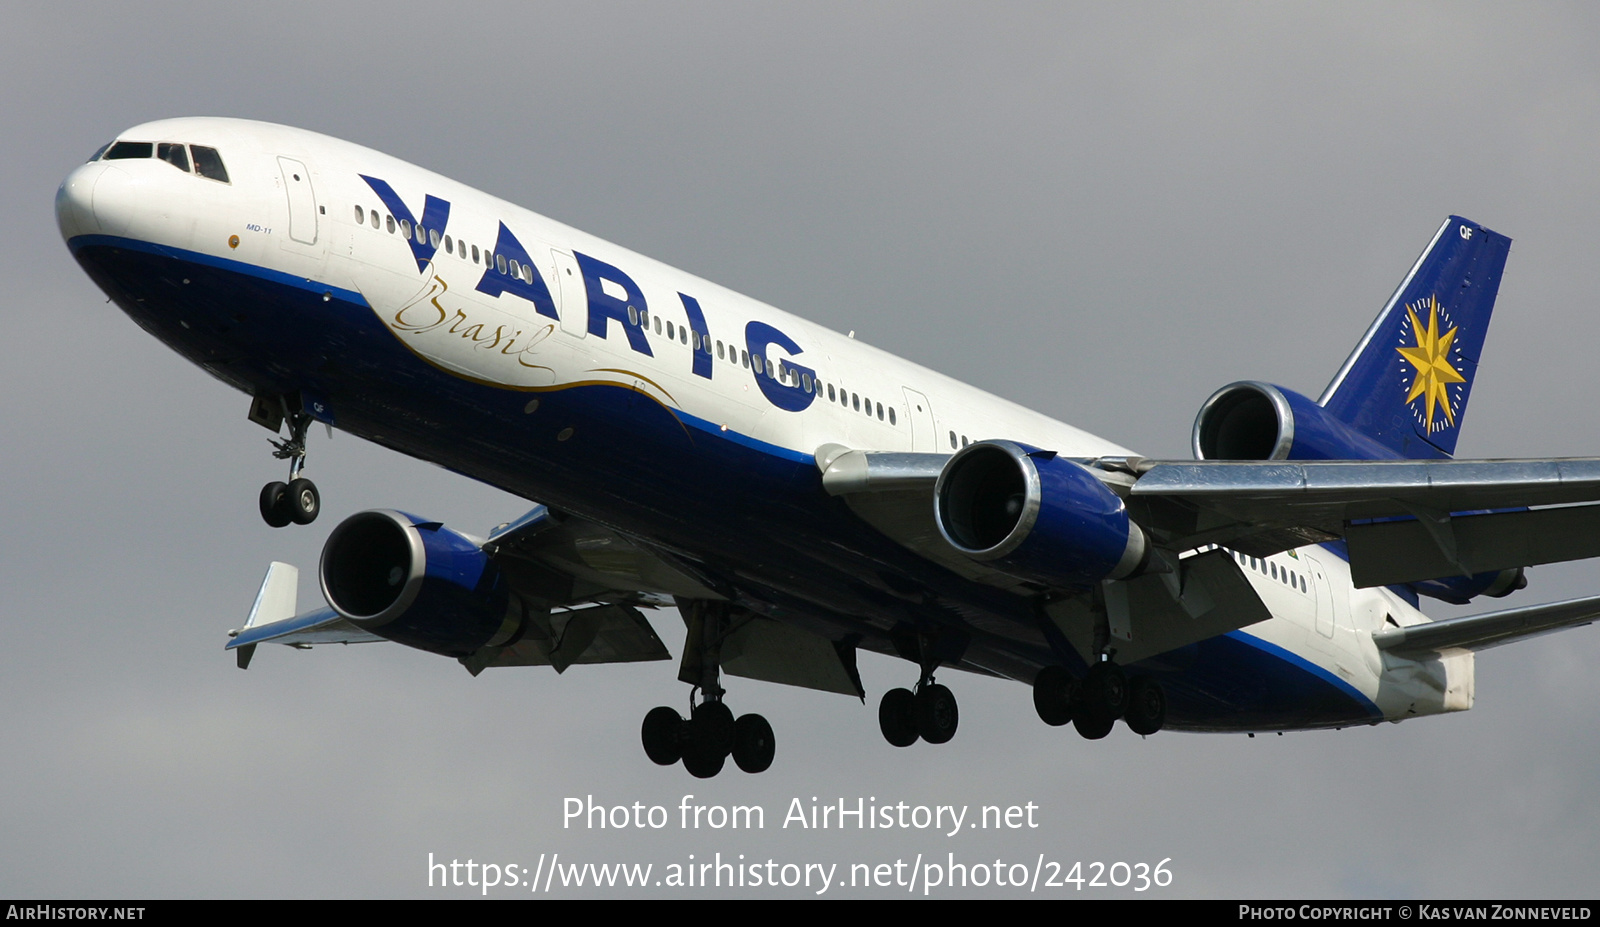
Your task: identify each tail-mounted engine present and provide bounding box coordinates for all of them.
[1194,383,1526,603]
[934,440,1148,588]
[1192,381,1399,461]
[319,509,522,656]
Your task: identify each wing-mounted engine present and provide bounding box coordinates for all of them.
[231,506,697,669]
[933,441,1149,588]
[1193,381,1399,462]
[320,509,519,656]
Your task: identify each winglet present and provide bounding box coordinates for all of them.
[233,562,298,669]
[1319,216,1511,458]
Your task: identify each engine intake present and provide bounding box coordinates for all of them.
[320,509,520,656]
[1193,381,1397,461]
[935,441,1147,588]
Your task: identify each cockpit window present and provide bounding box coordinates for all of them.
[89,142,112,162]
[157,143,190,173]
[104,141,154,160]
[191,145,230,184]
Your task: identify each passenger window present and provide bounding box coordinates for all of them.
[681,327,689,345]
[852,394,860,412]
[399,219,413,239]
[387,215,395,234]
[496,254,507,273]
[105,141,154,160]
[157,143,190,173]
[628,305,639,326]
[741,350,749,367]
[430,228,441,249]
[950,431,957,449]
[876,403,884,420]
[191,146,229,182]
[444,235,453,254]
[717,341,725,360]
[472,244,480,263]
[828,384,836,402]
[753,355,764,374]
[355,205,365,224]
[889,407,896,425]
[692,330,701,350]
[371,209,380,229]
[666,320,675,340]
[802,373,813,392]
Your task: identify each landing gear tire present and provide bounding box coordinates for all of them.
[732,713,775,774]
[641,706,684,765]
[682,702,733,779]
[259,481,292,528]
[682,742,726,779]
[287,478,319,525]
[1073,705,1115,740]
[1083,661,1128,719]
[879,688,919,747]
[1033,666,1075,727]
[915,683,959,744]
[1124,676,1167,736]
[691,700,736,760]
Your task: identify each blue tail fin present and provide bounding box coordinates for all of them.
[1318,216,1510,459]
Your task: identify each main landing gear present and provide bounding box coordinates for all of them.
[878,642,960,748]
[641,694,775,778]
[257,406,320,528]
[1032,660,1166,739]
[641,600,775,778]
[878,681,959,747]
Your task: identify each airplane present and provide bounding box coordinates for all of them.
[56,117,1600,779]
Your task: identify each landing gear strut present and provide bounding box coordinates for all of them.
[258,404,320,528]
[640,600,774,777]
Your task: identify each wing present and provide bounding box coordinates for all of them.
[819,446,1600,664]
[226,509,688,672]
[1125,457,1600,587]
[226,506,862,696]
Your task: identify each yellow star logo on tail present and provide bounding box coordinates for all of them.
[1396,296,1466,432]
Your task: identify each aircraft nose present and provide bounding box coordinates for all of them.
[55,162,102,243]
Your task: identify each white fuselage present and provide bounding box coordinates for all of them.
[58,117,1471,728]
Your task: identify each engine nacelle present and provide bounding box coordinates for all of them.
[319,509,521,657]
[934,440,1148,588]
[1192,381,1399,461]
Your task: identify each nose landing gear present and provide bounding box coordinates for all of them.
[255,401,321,528]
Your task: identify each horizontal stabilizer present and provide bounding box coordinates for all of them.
[1373,595,1600,657]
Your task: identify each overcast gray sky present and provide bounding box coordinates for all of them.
[4,2,1599,898]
